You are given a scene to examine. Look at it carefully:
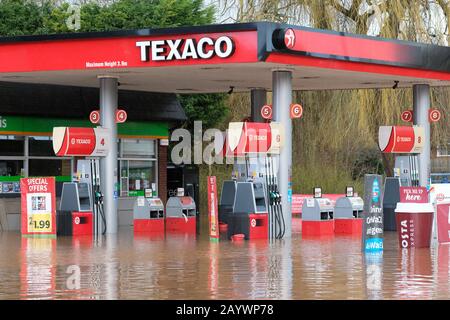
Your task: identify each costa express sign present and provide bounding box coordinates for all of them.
[378,126,424,153]
[52,127,110,157]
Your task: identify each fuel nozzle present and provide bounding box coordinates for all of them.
[95,190,104,205]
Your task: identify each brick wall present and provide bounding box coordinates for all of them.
[158,142,168,205]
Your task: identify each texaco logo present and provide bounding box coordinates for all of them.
[71,138,76,144]
[250,218,256,228]
[74,216,80,225]
[284,28,296,49]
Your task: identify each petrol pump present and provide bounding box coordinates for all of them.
[53,127,109,237]
[220,121,285,240]
[334,186,364,234]
[301,187,335,236]
[378,125,425,231]
[133,189,165,233]
[165,188,196,233]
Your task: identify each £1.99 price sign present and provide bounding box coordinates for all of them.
[20,177,56,237]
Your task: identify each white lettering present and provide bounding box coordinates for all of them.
[151,40,165,61]
[182,39,198,59]
[0,116,7,128]
[166,39,183,60]
[136,41,151,61]
[197,37,214,59]
[215,36,234,58]
[136,36,235,62]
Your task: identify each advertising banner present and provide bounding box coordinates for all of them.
[399,187,428,203]
[362,174,384,251]
[20,177,56,237]
[208,176,219,242]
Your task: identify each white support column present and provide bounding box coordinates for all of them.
[272,70,292,238]
[99,76,119,234]
[413,84,431,187]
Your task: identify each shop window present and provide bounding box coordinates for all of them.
[0,160,24,176]
[120,160,156,197]
[29,136,55,157]
[29,159,71,177]
[0,135,25,156]
[437,144,450,157]
[0,160,23,194]
[121,139,156,159]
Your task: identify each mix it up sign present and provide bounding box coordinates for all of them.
[362,174,384,251]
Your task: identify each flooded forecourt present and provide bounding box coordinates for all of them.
[0,217,448,300]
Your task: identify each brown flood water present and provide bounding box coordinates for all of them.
[0,218,449,300]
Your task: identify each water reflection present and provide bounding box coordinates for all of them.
[20,237,56,299]
[0,229,448,299]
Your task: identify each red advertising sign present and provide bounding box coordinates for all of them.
[429,109,441,122]
[208,176,219,241]
[261,104,272,120]
[290,103,303,119]
[436,202,450,243]
[52,127,110,157]
[378,125,424,153]
[116,109,127,123]
[20,177,56,237]
[401,110,413,122]
[89,110,100,124]
[399,187,428,203]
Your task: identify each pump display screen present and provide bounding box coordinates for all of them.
[78,183,90,198]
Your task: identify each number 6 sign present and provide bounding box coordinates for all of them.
[290,103,303,119]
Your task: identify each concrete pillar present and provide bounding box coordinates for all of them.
[413,84,431,187]
[99,76,119,234]
[250,88,267,122]
[272,70,292,238]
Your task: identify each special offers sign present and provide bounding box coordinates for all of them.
[20,177,56,237]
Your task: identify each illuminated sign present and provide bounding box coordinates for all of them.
[136,36,235,62]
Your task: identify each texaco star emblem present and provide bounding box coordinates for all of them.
[284,28,296,49]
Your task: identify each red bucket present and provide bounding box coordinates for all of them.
[219,223,228,232]
[231,234,245,241]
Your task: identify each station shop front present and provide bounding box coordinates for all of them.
[0,83,185,231]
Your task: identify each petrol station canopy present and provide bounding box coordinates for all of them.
[0,21,449,93]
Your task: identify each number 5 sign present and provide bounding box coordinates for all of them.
[20,177,56,238]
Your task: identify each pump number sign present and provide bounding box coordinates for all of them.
[20,177,56,237]
[261,105,272,120]
[290,104,303,119]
